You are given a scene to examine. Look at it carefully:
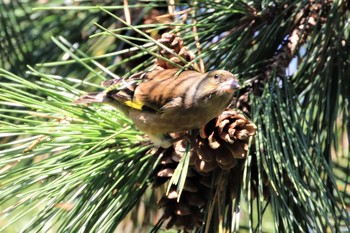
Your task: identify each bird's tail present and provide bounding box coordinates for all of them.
[74,92,109,105]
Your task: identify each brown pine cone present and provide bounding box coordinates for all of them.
[156,33,196,69]
[193,110,257,172]
[153,145,215,231]
[152,110,257,231]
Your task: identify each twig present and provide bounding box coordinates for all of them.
[23,135,45,153]
[167,0,175,16]
[192,2,205,73]
[123,0,131,25]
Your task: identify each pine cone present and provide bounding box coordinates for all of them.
[152,111,257,231]
[153,146,213,231]
[200,110,256,164]
[156,33,195,69]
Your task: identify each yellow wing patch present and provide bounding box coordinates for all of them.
[123,100,144,110]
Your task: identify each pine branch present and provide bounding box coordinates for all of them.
[1,1,349,232]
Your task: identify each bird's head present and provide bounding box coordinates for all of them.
[200,70,240,96]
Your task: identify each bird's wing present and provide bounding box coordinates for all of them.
[106,69,201,113]
[105,71,163,112]
[75,69,202,114]
[134,69,186,114]
[134,69,203,115]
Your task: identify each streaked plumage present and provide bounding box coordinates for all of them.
[75,69,240,147]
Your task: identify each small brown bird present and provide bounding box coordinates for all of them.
[75,69,240,148]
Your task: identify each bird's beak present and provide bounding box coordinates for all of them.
[220,79,240,93]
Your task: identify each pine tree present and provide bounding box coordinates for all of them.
[1,0,349,232]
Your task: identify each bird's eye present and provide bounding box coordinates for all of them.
[214,74,219,79]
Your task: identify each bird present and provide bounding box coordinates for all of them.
[74,68,240,148]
